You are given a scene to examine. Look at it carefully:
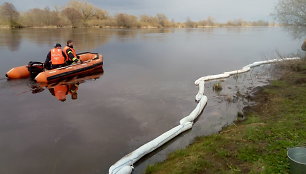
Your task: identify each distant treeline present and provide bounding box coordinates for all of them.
[0,0,277,29]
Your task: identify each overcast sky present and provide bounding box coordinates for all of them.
[1,0,279,22]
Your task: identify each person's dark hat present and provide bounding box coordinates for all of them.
[55,43,61,48]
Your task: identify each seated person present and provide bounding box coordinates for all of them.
[44,43,67,69]
[63,40,80,65]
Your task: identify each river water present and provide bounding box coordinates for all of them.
[0,27,302,174]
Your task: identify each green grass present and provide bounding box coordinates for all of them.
[145,59,306,174]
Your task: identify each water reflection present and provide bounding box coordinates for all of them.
[0,28,177,53]
[286,26,306,39]
[0,29,22,51]
[20,28,112,51]
[32,68,104,102]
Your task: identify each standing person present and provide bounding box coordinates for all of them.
[44,43,67,70]
[63,40,80,65]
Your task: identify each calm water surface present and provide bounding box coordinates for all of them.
[0,27,302,174]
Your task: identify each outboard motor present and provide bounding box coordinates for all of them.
[27,61,44,78]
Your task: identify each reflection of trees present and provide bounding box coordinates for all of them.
[0,29,21,51]
[201,27,215,34]
[20,28,173,51]
[68,28,111,51]
[20,28,112,51]
[285,26,306,39]
[114,29,137,40]
[0,28,179,52]
[115,29,174,40]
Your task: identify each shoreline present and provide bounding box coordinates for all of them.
[0,25,282,30]
[145,58,306,174]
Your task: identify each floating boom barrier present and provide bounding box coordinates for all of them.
[109,57,301,174]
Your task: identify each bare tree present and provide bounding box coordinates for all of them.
[275,0,306,26]
[140,15,159,27]
[0,2,20,28]
[94,9,108,20]
[156,14,170,27]
[43,7,61,26]
[21,8,61,27]
[206,16,215,26]
[115,13,138,28]
[274,0,306,37]
[62,8,82,27]
[67,0,98,25]
[185,18,197,28]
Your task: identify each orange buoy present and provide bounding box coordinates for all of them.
[6,65,30,79]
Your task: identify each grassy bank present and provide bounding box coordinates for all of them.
[145,59,306,174]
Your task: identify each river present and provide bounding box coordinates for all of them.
[0,27,302,174]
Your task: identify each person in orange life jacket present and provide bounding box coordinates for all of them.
[44,43,67,70]
[63,40,81,65]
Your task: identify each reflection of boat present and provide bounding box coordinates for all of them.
[39,68,104,88]
[32,68,104,102]
[6,52,103,83]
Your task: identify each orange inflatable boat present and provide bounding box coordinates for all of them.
[6,52,103,83]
